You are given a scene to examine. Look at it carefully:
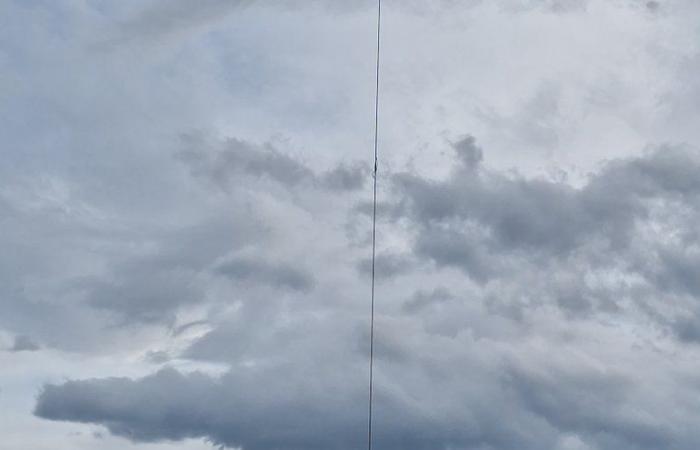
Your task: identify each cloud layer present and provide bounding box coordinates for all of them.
[34,139,700,450]
[7,0,700,449]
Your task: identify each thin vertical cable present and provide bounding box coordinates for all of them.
[368,1,381,450]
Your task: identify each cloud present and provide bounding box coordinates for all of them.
[112,0,255,44]
[178,134,314,189]
[400,288,452,313]
[78,216,267,325]
[7,0,700,448]
[216,255,314,292]
[108,0,380,47]
[503,362,671,450]
[30,363,553,450]
[356,252,414,280]
[21,128,700,449]
[320,162,369,192]
[179,134,368,193]
[9,335,40,352]
[452,135,484,170]
[393,139,700,261]
[35,340,700,450]
[645,1,661,12]
[387,140,700,333]
[500,0,590,13]
[33,139,700,449]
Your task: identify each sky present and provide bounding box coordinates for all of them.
[4,0,700,449]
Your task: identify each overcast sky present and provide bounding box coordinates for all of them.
[5,0,700,449]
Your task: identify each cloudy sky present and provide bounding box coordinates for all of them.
[6,0,700,449]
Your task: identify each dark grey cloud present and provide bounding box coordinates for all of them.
[393,140,700,267]
[85,269,200,325]
[401,288,452,314]
[9,335,40,352]
[179,134,314,189]
[216,255,314,292]
[30,364,548,450]
[36,348,700,450]
[504,362,673,450]
[80,217,266,325]
[120,0,253,37]
[452,135,484,170]
[384,139,700,341]
[356,252,414,280]
[413,227,496,282]
[179,134,368,193]
[320,162,369,192]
